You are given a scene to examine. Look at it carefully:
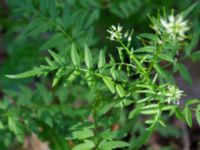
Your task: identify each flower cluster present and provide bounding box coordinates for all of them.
[107,24,133,42]
[165,85,184,105]
[157,84,184,105]
[160,14,190,41]
[107,24,123,41]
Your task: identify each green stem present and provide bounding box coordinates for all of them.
[93,110,99,149]
[147,47,161,74]
[35,11,79,49]
[117,39,150,82]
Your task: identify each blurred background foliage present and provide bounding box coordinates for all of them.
[0,0,200,150]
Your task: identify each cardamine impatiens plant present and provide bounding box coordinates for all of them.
[2,1,200,150]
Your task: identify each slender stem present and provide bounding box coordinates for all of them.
[117,39,150,82]
[53,24,74,43]
[93,110,99,149]
[115,62,136,69]
[118,40,145,73]
[34,11,79,49]
[147,47,161,74]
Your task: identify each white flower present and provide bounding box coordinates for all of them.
[169,15,175,22]
[127,29,133,42]
[160,14,189,41]
[107,24,123,41]
[161,19,169,29]
[165,85,184,105]
[128,36,132,42]
[107,25,133,42]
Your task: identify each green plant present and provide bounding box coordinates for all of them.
[1,1,200,150]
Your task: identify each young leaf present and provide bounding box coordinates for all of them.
[52,68,66,87]
[8,116,24,142]
[161,105,177,111]
[142,104,159,110]
[102,76,115,94]
[48,49,64,65]
[45,57,55,67]
[62,2,72,29]
[85,9,100,28]
[72,142,95,150]
[98,50,105,69]
[40,33,64,50]
[98,102,117,117]
[48,0,57,19]
[180,1,200,17]
[131,130,152,150]
[28,20,52,36]
[98,141,129,150]
[71,43,80,66]
[196,104,200,126]
[191,50,200,61]
[185,98,200,107]
[134,46,155,53]
[85,71,95,89]
[175,107,185,121]
[158,53,174,63]
[100,129,117,140]
[139,33,158,41]
[24,17,49,35]
[128,105,143,119]
[72,128,94,140]
[141,109,158,115]
[110,66,118,80]
[116,84,125,97]
[185,30,200,56]
[183,107,193,127]
[154,64,166,78]
[6,70,40,79]
[67,70,80,83]
[176,63,192,85]
[84,45,93,68]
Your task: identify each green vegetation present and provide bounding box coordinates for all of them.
[0,0,200,150]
